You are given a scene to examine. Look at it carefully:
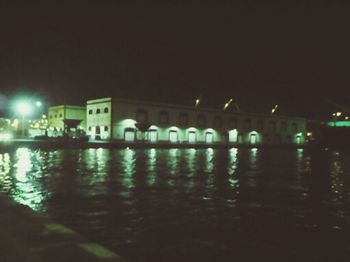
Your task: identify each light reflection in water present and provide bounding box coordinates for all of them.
[15,148,32,182]
[228,148,238,176]
[12,148,46,211]
[204,148,215,199]
[122,148,136,189]
[0,153,11,191]
[184,149,197,191]
[146,148,157,186]
[204,148,214,173]
[249,148,258,168]
[329,151,345,200]
[228,148,239,188]
[0,148,349,262]
[167,149,179,187]
[186,148,196,176]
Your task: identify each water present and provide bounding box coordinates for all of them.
[0,147,350,261]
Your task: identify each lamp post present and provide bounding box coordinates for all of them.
[16,101,32,138]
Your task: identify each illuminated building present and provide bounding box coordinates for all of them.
[48,105,86,136]
[86,97,307,145]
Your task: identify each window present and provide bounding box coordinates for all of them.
[169,130,178,143]
[269,120,276,132]
[229,118,237,129]
[158,111,169,124]
[257,120,264,130]
[54,114,57,118]
[96,109,101,114]
[136,109,148,123]
[104,107,109,113]
[88,126,92,131]
[197,115,206,127]
[281,122,287,132]
[179,113,189,126]
[59,113,63,118]
[88,109,93,115]
[104,126,108,131]
[213,116,222,128]
[243,118,252,129]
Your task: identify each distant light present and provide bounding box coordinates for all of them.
[42,114,47,119]
[346,116,349,120]
[271,104,278,114]
[0,133,12,141]
[223,98,233,110]
[336,112,342,117]
[195,98,200,107]
[307,132,312,136]
[36,101,42,107]
[16,101,32,116]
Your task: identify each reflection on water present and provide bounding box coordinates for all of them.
[0,147,350,262]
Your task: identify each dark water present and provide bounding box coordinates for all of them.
[1,147,350,262]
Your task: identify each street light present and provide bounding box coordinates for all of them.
[16,101,33,137]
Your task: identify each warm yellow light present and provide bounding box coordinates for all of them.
[223,98,233,110]
[307,132,312,136]
[271,104,278,114]
[195,98,200,107]
[336,112,342,117]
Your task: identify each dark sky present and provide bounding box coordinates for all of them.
[0,2,350,119]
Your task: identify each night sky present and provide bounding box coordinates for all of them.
[1,2,350,119]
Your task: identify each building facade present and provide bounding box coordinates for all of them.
[48,105,86,136]
[86,97,307,145]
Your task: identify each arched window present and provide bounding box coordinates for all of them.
[269,120,276,132]
[88,109,93,115]
[243,118,252,129]
[281,121,287,132]
[179,113,189,126]
[158,111,169,124]
[104,126,108,131]
[136,109,148,123]
[197,115,206,127]
[104,107,109,113]
[257,119,264,130]
[96,109,101,114]
[213,116,223,128]
[229,118,238,129]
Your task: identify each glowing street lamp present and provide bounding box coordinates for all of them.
[195,97,201,107]
[16,101,33,137]
[271,104,278,114]
[223,98,233,110]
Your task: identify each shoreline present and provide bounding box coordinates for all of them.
[0,139,311,150]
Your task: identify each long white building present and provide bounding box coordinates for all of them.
[86,97,307,145]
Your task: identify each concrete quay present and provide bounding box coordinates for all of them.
[0,138,309,150]
[0,194,126,262]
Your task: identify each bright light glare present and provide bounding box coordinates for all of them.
[0,133,12,141]
[16,102,32,116]
[36,101,42,107]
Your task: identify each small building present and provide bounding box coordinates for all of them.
[86,97,307,145]
[48,105,86,137]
